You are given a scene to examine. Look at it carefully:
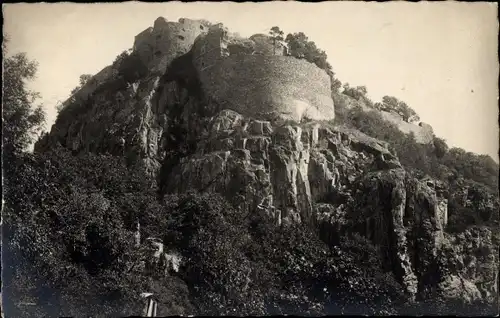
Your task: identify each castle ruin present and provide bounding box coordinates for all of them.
[65,17,336,123]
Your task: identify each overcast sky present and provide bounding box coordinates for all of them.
[3,2,499,161]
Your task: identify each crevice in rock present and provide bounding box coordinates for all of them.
[156,50,221,198]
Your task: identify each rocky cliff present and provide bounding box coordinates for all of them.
[35,17,498,313]
[37,17,334,175]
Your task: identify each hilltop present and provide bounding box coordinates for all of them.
[3,17,498,317]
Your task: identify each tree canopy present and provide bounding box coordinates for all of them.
[60,73,94,110]
[274,29,341,93]
[269,26,285,55]
[374,95,420,123]
[342,83,368,100]
[285,32,332,73]
[2,146,408,316]
[2,37,46,157]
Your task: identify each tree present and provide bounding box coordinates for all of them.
[79,74,93,86]
[374,95,420,123]
[433,136,449,159]
[342,83,368,100]
[57,74,94,113]
[2,149,162,317]
[269,26,284,55]
[69,74,93,97]
[2,37,46,157]
[113,49,133,69]
[115,51,149,84]
[285,32,309,59]
[331,77,342,94]
[285,32,333,73]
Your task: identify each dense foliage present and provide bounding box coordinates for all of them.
[269,26,342,93]
[114,50,149,84]
[56,74,93,113]
[69,74,93,100]
[342,83,368,101]
[2,39,45,157]
[2,149,159,317]
[2,146,408,316]
[3,26,498,318]
[333,97,499,232]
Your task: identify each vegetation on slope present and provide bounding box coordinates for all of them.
[2,37,46,157]
[2,25,498,317]
[2,42,404,316]
[3,147,410,316]
[333,96,499,233]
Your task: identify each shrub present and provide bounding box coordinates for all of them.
[342,83,368,100]
[2,149,161,317]
[334,103,498,195]
[374,96,420,123]
[116,51,149,84]
[433,136,449,159]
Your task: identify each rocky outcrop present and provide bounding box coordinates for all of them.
[36,17,498,310]
[161,104,498,305]
[439,227,498,304]
[37,17,334,176]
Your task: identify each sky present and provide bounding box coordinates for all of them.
[3,2,499,161]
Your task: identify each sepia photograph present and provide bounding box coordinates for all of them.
[1,1,499,317]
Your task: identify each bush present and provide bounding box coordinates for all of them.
[333,104,498,233]
[116,51,149,84]
[441,148,498,192]
[342,83,368,100]
[341,105,407,145]
[433,136,449,158]
[334,104,498,194]
[2,149,161,317]
[374,96,420,123]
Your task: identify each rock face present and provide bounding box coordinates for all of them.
[36,17,498,309]
[37,17,334,175]
[159,104,497,304]
[439,227,498,303]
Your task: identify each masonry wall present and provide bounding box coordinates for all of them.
[65,17,210,108]
[198,55,335,121]
[191,24,228,72]
[133,17,210,73]
[379,110,434,143]
[250,34,286,56]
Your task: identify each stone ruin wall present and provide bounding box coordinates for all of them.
[191,25,335,122]
[61,17,210,108]
[59,16,334,145]
[59,16,435,139]
[58,16,437,144]
[249,34,287,56]
[379,110,434,144]
[133,17,211,74]
[191,23,229,71]
[198,55,335,121]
